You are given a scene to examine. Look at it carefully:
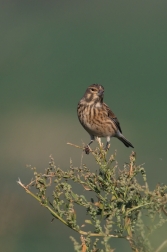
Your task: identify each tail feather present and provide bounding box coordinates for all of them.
[118,135,134,148]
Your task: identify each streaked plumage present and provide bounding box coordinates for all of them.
[77,84,134,154]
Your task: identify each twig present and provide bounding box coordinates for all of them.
[67,142,93,153]
[67,142,84,150]
[126,202,152,214]
[155,240,167,252]
[17,178,41,202]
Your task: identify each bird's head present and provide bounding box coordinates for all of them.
[83,84,104,104]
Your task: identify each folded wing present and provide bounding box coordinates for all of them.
[103,103,122,133]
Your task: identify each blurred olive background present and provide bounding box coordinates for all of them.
[1,1,167,251]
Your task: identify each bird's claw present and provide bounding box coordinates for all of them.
[104,143,110,152]
[84,146,90,155]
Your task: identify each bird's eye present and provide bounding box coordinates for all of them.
[90,88,96,92]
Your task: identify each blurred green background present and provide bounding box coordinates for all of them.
[1,1,167,251]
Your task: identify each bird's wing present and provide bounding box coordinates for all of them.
[103,103,122,133]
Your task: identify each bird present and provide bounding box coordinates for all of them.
[77,84,134,154]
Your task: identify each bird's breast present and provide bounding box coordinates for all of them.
[77,103,117,137]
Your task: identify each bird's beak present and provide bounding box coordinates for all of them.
[98,90,104,97]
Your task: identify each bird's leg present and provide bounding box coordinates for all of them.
[85,135,94,154]
[105,136,111,151]
[96,137,102,148]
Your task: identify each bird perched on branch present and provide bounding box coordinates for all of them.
[77,84,134,154]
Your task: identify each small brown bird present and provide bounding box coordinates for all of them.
[77,84,134,154]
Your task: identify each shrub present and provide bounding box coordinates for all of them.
[18,142,167,252]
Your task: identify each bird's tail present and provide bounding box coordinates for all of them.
[118,134,134,148]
